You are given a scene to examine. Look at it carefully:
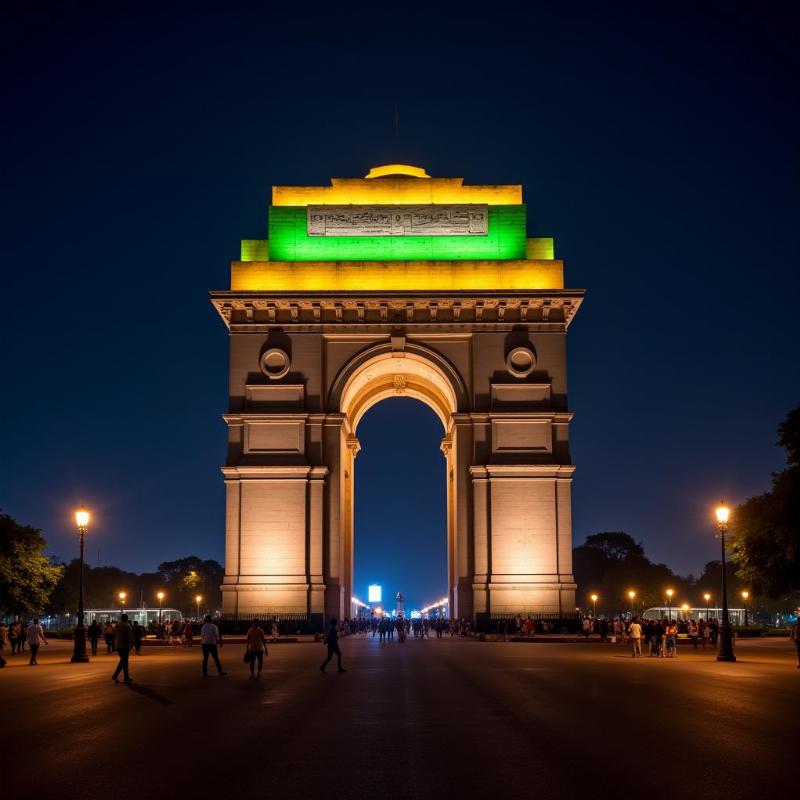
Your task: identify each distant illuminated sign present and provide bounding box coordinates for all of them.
[368,584,382,603]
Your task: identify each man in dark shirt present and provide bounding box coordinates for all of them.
[112,613,133,684]
[319,618,346,673]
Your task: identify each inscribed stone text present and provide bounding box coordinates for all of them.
[307,204,488,236]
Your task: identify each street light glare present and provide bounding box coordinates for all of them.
[157,591,165,600]
[666,588,674,598]
[628,590,636,599]
[118,591,126,601]
[75,509,90,528]
[590,593,598,602]
[741,590,750,599]
[715,503,730,524]
[703,593,711,601]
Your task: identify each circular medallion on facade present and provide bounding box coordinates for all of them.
[506,346,536,378]
[260,348,290,380]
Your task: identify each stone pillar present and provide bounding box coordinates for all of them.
[221,464,329,619]
[451,417,474,619]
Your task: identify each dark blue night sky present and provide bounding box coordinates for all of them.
[2,3,799,608]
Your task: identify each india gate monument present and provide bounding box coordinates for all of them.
[211,164,584,627]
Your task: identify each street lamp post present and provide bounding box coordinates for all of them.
[628,590,636,619]
[666,588,674,621]
[703,593,711,622]
[118,591,127,617]
[195,594,202,619]
[157,591,165,624]
[71,508,90,663]
[590,593,598,618]
[741,590,750,626]
[715,502,736,662]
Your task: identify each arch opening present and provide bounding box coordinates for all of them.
[337,348,460,619]
[352,398,448,613]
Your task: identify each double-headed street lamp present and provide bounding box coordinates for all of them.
[118,591,127,616]
[666,588,674,621]
[715,502,736,662]
[703,592,711,622]
[741,590,750,626]
[590,593,598,618]
[628,590,636,618]
[157,591,165,624]
[71,508,90,663]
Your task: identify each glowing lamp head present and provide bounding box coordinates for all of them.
[628,590,636,600]
[118,591,126,602]
[681,603,689,612]
[741,590,749,600]
[195,595,202,603]
[157,591,165,601]
[715,503,730,525]
[590,593,598,603]
[703,593,711,602]
[75,509,90,529]
[666,589,674,599]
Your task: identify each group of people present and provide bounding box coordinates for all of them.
[0,619,48,665]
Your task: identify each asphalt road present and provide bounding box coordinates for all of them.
[1,635,797,799]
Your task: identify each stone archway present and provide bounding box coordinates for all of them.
[213,164,584,630]
[330,342,464,621]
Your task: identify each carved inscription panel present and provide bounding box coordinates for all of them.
[307,204,488,236]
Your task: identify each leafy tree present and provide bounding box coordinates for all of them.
[574,531,689,614]
[731,405,800,600]
[158,556,223,614]
[582,532,644,561]
[0,512,63,616]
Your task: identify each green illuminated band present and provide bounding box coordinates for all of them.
[266,205,527,262]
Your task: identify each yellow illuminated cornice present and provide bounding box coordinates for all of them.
[364,164,431,179]
[272,175,522,206]
[230,260,563,292]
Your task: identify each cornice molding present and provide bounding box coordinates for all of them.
[210,290,584,330]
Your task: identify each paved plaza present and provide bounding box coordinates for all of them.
[1,636,797,799]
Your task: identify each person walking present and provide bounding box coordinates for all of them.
[104,621,115,654]
[0,622,9,667]
[183,619,194,648]
[200,615,226,677]
[320,618,346,673]
[132,621,145,655]
[9,621,20,654]
[246,619,267,679]
[628,618,642,658]
[26,618,48,665]
[88,620,101,656]
[112,614,133,683]
[790,612,800,669]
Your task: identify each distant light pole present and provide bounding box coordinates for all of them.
[703,593,711,622]
[666,588,674,621]
[715,502,736,662]
[590,593,598,618]
[628,590,636,619]
[741,590,750,626]
[195,594,202,619]
[71,508,91,663]
[118,591,127,617]
[157,591,165,624]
